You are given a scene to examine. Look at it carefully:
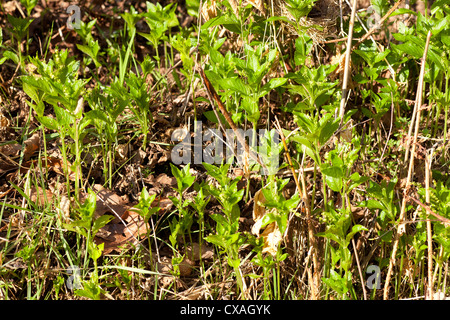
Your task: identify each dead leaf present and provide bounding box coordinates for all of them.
[260,223,282,256]
[90,184,129,221]
[0,113,10,128]
[57,195,71,223]
[157,256,173,273]
[94,209,148,255]
[251,189,283,256]
[185,243,214,261]
[251,189,267,235]
[201,0,217,21]
[0,133,40,162]
[29,186,53,206]
[156,173,177,186]
[157,255,195,277]
[115,143,130,165]
[23,132,40,161]
[0,143,21,157]
[179,256,195,277]
[248,0,265,14]
[47,157,76,181]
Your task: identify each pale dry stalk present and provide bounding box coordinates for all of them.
[425,148,434,299]
[383,30,432,300]
[338,0,357,123]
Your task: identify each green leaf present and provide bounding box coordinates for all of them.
[219,77,251,96]
[92,215,114,236]
[171,163,195,193]
[360,199,386,211]
[84,109,109,123]
[76,41,101,67]
[201,15,241,34]
[392,41,423,58]
[318,117,339,145]
[288,133,320,164]
[321,164,343,192]
[322,270,349,295]
[294,35,313,66]
[391,8,417,16]
[321,165,344,179]
[80,188,97,221]
[54,105,75,127]
[346,224,367,243]
[203,110,228,126]
[205,234,227,248]
[3,50,19,64]
[259,78,287,97]
[38,116,59,131]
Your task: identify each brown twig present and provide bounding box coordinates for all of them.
[198,66,267,171]
[352,0,404,51]
[406,195,450,227]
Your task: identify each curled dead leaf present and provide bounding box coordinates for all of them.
[115,143,130,165]
[47,157,76,181]
[0,113,10,128]
[23,132,40,161]
[252,189,283,256]
[251,189,266,236]
[260,223,282,256]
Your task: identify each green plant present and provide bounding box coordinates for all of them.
[22,49,90,199]
[219,43,287,131]
[202,161,247,297]
[285,37,338,114]
[168,164,196,276]
[20,0,38,16]
[75,19,102,69]
[139,2,179,69]
[287,111,340,211]
[130,187,160,271]
[3,15,33,71]
[123,57,155,150]
[85,78,128,188]
[318,207,367,299]
[63,189,113,299]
